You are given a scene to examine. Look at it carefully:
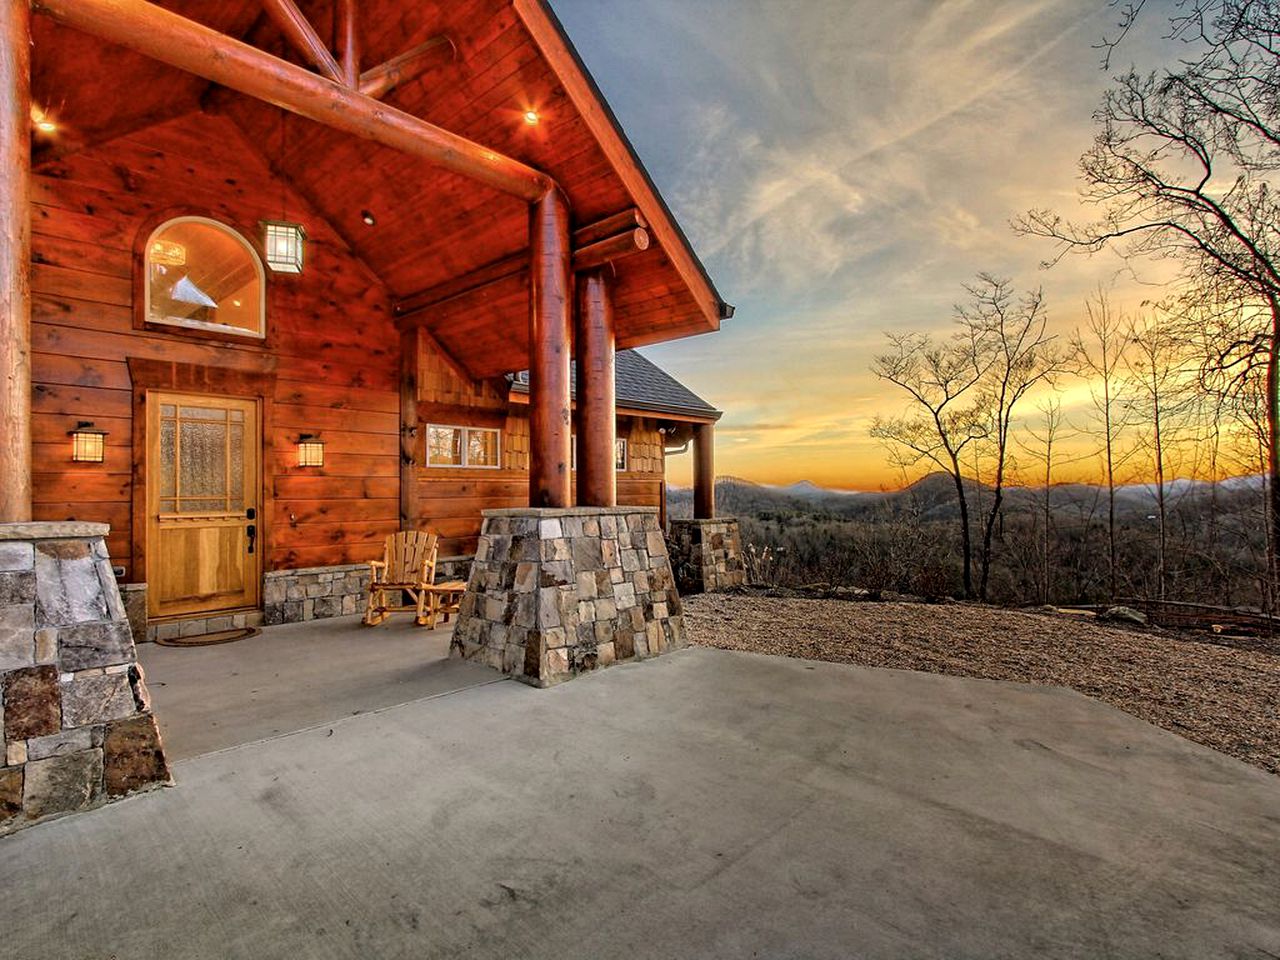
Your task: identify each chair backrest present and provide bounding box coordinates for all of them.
[383,530,438,584]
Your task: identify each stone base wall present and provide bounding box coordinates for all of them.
[668,518,747,594]
[148,609,264,643]
[261,556,473,627]
[0,522,169,834]
[451,508,686,687]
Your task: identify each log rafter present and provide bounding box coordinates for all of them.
[261,0,451,101]
[393,209,650,324]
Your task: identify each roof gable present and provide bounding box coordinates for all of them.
[30,0,730,379]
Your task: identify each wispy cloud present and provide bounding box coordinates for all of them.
[552,0,1177,488]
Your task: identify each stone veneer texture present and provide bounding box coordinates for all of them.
[0,522,169,833]
[668,518,747,594]
[261,556,473,627]
[451,508,686,686]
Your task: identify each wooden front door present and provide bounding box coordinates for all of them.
[146,392,261,618]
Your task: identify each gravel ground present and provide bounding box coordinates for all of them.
[683,593,1280,776]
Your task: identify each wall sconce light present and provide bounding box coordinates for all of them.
[70,422,108,463]
[262,220,305,274]
[296,434,325,468]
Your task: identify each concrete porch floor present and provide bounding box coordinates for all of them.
[2,647,1278,958]
[139,614,499,759]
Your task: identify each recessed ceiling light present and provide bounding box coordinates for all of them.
[523,110,539,125]
[30,107,56,133]
[361,210,376,226]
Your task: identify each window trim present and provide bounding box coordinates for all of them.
[426,423,502,469]
[615,437,628,472]
[143,216,267,340]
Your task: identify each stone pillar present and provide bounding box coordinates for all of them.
[0,522,169,833]
[451,508,686,687]
[693,423,715,520]
[0,0,32,522]
[668,517,746,595]
[575,269,616,507]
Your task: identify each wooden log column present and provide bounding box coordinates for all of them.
[528,188,573,508]
[693,423,715,520]
[575,269,616,507]
[0,0,31,522]
[399,327,421,531]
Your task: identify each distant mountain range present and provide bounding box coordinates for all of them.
[667,472,1267,525]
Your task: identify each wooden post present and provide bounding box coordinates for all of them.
[0,0,31,523]
[399,327,420,531]
[337,0,359,88]
[528,188,573,509]
[693,423,715,520]
[575,269,616,507]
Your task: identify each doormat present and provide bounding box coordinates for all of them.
[154,627,261,647]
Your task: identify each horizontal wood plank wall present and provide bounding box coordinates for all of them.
[414,338,666,556]
[30,112,400,579]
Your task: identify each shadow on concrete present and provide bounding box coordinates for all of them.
[138,614,502,760]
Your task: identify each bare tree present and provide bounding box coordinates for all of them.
[1125,312,1192,600]
[961,276,1062,601]
[1018,398,1071,605]
[871,325,990,598]
[1016,0,1280,593]
[1069,288,1134,599]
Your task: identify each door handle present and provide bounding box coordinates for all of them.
[246,523,257,555]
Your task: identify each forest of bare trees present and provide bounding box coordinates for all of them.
[856,0,1280,610]
[680,2,1280,612]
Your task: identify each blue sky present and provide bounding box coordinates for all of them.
[550,0,1174,488]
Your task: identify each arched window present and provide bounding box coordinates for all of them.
[144,217,265,338]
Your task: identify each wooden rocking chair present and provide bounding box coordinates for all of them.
[362,530,445,628]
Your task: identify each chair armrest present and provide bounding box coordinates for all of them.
[368,559,386,584]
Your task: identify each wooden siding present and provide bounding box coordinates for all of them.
[30,110,669,582]
[416,339,664,556]
[30,113,401,579]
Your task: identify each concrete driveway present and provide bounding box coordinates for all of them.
[1,647,1277,959]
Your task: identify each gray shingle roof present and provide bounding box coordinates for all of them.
[510,349,720,419]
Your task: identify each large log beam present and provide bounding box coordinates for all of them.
[261,0,344,85]
[528,189,573,509]
[359,35,455,100]
[572,228,648,273]
[575,270,616,508]
[393,212,650,323]
[32,0,552,202]
[0,0,31,522]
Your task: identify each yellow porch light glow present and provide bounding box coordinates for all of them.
[69,422,108,463]
[296,434,325,468]
[523,109,540,125]
[262,219,305,274]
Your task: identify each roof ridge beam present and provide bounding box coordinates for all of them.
[32,0,553,202]
[261,0,344,85]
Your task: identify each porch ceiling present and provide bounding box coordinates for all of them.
[30,0,725,380]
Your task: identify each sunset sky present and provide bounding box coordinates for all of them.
[550,0,1179,490]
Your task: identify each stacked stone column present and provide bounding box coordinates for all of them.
[1,522,168,833]
[451,508,686,686]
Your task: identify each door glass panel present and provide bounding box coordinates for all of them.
[180,405,229,421]
[230,423,244,510]
[179,498,226,512]
[179,420,228,499]
[159,420,176,498]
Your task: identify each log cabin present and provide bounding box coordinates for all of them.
[1,0,731,640]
